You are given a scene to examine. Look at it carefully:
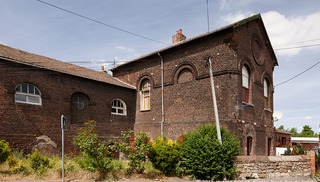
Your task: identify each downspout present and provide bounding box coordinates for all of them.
[158,53,164,137]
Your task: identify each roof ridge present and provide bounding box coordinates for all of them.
[0,44,135,89]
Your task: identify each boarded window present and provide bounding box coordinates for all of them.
[177,68,193,84]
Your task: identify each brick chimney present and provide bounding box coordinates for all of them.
[172,29,186,44]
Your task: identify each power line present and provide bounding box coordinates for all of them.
[35,0,170,46]
[274,60,320,87]
[273,38,320,47]
[274,43,320,51]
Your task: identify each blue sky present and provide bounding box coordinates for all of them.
[0,0,320,133]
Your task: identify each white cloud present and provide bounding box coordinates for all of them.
[262,11,320,56]
[221,12,253,24]
[220,11,320,57]
[304,116,313,120]
[219,0,230,10]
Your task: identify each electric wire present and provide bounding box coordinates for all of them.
[35,0,170,46]
[274,43,320,51]
[274,60,320,87]
[273,38,320,47]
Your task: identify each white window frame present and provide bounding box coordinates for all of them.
[140,79,151,111]
[15,83,42,105]
[111,99,127,116]
[264,79,269,109]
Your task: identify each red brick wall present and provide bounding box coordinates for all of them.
[113,19,276,156]
[0,60,136,154]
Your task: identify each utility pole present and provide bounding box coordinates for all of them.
[208,57,222,144]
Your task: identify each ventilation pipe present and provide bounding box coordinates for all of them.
[158,52,164,136]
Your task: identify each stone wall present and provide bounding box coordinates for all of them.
[234,154,314,179]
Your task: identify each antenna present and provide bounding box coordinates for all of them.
[273,111,283,121]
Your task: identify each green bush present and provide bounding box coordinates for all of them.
[120,130,152,174]
[73,120,112,174]
[148,137,183,175]
[0,140,11,164]
[181,124,240,180]
[28,149,50,174]
[8,155,25,173]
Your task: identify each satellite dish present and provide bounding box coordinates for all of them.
[273,111,283,121]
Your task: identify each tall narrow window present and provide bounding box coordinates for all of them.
[264,79,269,109]
[242,66,250,103]
[111,99,127,116]
[247,137,253,156]
[15,83,42,105]
[140,79,150,111]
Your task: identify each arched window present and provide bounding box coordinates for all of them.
[264,79,269,109]
[15,83,42,105]
[111,99,127,116]
[140,79,151,111]
[72,95,85,110]
[242,66,250,103]
[177,68,193,84]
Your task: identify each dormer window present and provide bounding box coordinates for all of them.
[15,83,42,105]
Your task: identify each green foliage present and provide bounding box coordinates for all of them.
[181,124,240,181]
[8,155,25,173]
[283,144,306,155]
[279,125,317,137]
[27,149,50,174]
[0,140,11,164]
[148,137,183,175]
[120,130,152,174]
[73,120,112,174]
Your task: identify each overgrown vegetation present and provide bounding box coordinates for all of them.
[119,130,152,174]
[73,120,112,175]
[181,124,241,181]
[283,143,306,155]
[0,122,242,181]
[0,140,11,164]
[148,136,183,175]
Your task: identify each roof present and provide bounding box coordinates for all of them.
[111,14,278,71]
[291,137,319,144]
[0,44,135,89]
[275,129,292,135]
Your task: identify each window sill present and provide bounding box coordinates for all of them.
[15,101,42,106]
[140,109,150,112]
[264,108,272,113]
[241,102,254,107]
[111,113,127,116]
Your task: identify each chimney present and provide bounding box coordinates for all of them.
[101,66,106,72]
[172,29,187,44]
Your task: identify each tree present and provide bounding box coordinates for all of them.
[277,125,286,131]
[299,125,317,137]
[289,128,298,137]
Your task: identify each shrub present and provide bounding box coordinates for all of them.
[28,149,50,174]
[8,155,25,173]
[181,124,240,180]
[0,140,11,164]
[73,120,112,174]
[120,130,152,174]
[148,137,183,175]
[284,144,306,155]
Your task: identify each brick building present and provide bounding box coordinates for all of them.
[0,44,136,153]
[1,14,277,156]
[112,14,278,156]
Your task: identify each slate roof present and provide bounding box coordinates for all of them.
[111,14,278,71]
[0,44,135,89]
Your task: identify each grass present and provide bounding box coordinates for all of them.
[0,153,174,181]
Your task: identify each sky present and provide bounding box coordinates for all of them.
[0,0,320,134]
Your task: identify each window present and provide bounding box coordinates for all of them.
[72,96,85,110]
[15,83,41,105]
[111,99,127,115]
[140,79,151,111]
[247,137,253,156]
[264,79,269,109]
[177,68,193,83]
[242,66,250,103]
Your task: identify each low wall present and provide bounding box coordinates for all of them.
[234,153,314,179]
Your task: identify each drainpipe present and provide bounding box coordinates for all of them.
[158,53,165,137]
